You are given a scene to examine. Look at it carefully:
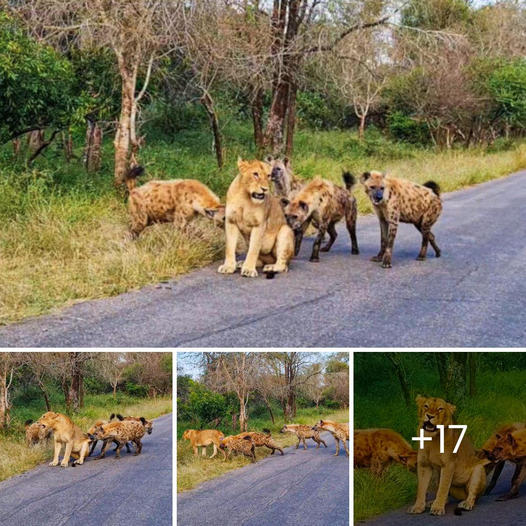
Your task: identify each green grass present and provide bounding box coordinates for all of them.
[354,368,526,522]
[177,406,349,492]
[1,122,525,324]
[0,392,172,483]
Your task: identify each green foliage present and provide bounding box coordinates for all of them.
[296,90,344,129]
[187,385,227,425]
[488,59,526,127]
[401,0,472,29]
[0,13,78,143]
[387,111,431,145]
[124,382,148,397]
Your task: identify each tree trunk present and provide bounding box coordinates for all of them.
[12,138,21,158]
[114,67,136,186]
[386,353,411,406]
[285,82,297,157]
[232,412,238,430]
[27,129,44,154]
[201,92,223,168]
[63,129,73,163]
[113,383,117,398]
[263,398,275,424]
[239,397,248,431]
[85,119,103,172]
[264,80,290,155]
[358,114,366,139]
[38,379,51,411]
[251,87,265,153]
[0,370,10,429]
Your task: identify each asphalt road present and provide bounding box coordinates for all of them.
[0,413,172,526]
[177,430,349,526]
[361,462,526,525]
[1,171,525,347]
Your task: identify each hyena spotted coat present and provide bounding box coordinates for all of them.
[126,166,225,237]
[282,172,359,260]
[313,420,349,457]
[361,171,442,268]
[236,429,284,455]
[280,424,327,450]
[219,435,256,462]
[89,418,150,459]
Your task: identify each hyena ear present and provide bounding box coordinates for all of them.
[280,197,290,208]
[299,201,308,213]
[88,433,96,440]
[109,413,115,420]
[140,417,146,425]
[360,172,371,184]
[283,157,290,168]
[116,414,124,421]
[264,154,274,164]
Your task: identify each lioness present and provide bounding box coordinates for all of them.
[354,428,417,475]
[409,396,488,516]
[37,411,91,467]
[218,158,295,278]
[182,429,226,460]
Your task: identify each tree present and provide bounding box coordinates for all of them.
[26,352,55,410]
[0,13,77,146]
[0,353,25,428]
[97,352,128,397]
[301,363,324,408]
[15,0,182,185]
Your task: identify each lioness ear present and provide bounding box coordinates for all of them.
[360,171,371,184]
[415,395,426,407]
[447,403,456,415]
[237,157,246,169]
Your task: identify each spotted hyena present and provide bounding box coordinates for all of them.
[26,419,52,446]
[280,424,327,450]
[266,156,305,198]
[360,171,442,268]
[282,172,359,260]
[219,435,256,462]
[313,420,349,457]
[89,418,151,459]
[236,429,284,455]
[125,165,225,238]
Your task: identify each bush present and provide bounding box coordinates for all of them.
[387,112,430,145]
[125,382,148,397]
[188,386,227,426]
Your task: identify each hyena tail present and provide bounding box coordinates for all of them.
[262,428,271,436]
[125,165,145,192]
[342,171,356,191]
[423,180,440,197]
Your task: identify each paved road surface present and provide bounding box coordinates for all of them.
[361,462,526,525]
[1,171,525,347]
[0,413,172,526]
[177,431,349,526]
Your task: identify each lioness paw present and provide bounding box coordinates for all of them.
[241,266,258,278]
[60,461,69,468]
[218,263,236,274]
[430,502,445,515]
[263,264,287,274]
[457,500,474,511]
[408,503,425,514]
[49,461,58,467]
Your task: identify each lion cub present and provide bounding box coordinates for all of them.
[218,158,295,278]
[361,171,442,268]
[282,173,359,261]
[409,396,488,516]
[484,426,526,501]
[354,428,417,475]
[37,411,91,467]
[126,166,225,238]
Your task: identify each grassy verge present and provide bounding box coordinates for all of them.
[177,407,349,492]
[1,124,525,325]
[354,368,526,522]
[0,393,172,483]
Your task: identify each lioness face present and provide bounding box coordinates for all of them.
[182,429,194,441]
[237,158,271,204]
[416,396,455,434]
[283,199,309,231]
[361,171,389,205]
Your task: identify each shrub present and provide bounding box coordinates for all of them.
[387,112,430,145]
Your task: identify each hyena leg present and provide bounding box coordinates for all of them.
[315,437,321,449]
[96,439,112,460]
[296,437,301,449]
[310,224,327,262]
[345,199,359,254]
[321,222,338,252]
[303,437,308,450]
[342,439,349,458]
[497,463,526,501]
[114,442,124,458]
[415,223,429,261]
[485,461,505,495]
[133,439,142,455]
[382,216,399,269]
[371,218,388,262]
[129,197,148,239]
[89,440,98,457]
[418,211,440,258]
[263,225,294,274]
[333,438,340,456]
[125,442,131,453]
